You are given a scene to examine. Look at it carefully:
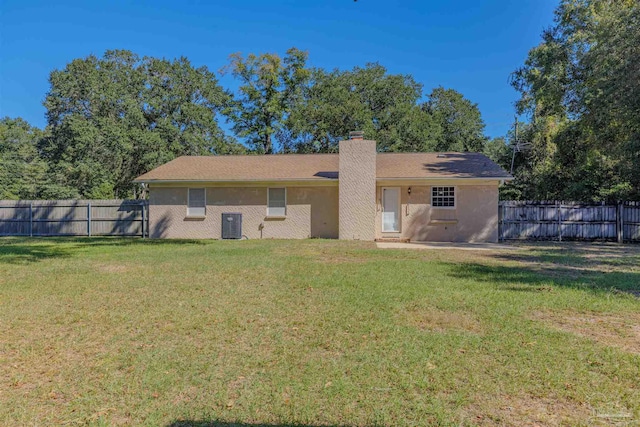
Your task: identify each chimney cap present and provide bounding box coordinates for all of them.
[349,131,364,140]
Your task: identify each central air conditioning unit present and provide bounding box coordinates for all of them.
[221,213,242,239]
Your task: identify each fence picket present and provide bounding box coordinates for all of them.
[0,200,148,237]
[499,201,640,242]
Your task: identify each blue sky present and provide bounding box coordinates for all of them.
[0,0,557,138]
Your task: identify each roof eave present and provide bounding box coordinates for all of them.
[135,176,513,184]
[134,177,338,184]
[376,176,513,181]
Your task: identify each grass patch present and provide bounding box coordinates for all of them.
[400,302,483,335]
[1,238,639,426]
[531,310,640,355]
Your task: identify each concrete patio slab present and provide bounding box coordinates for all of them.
[376,241,519,251]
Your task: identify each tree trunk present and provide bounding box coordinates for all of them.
[265,133,272,154]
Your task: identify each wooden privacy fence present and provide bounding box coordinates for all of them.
[0,200,148,237]
[499,201,640,242]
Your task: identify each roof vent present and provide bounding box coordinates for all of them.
[349,131,364,140]
[437,154,447,158]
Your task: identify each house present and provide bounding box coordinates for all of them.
[134,133,512,242]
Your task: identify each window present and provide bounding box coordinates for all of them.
[431,186,455,208]
[267,188,286,216]
[188,188,206,216]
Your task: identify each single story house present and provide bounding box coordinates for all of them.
[134,133,512,242]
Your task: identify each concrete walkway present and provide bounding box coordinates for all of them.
[376,241,518,251]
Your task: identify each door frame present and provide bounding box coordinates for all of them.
[381,187,401,233]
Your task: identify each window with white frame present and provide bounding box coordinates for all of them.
[431,186,455,207]
[267,188,286,216]
[187,188,206,216]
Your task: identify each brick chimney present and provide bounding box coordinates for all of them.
[338,131,376,240]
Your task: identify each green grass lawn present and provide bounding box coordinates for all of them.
[1,238,639,426]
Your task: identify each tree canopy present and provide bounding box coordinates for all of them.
[222,48,310,154]
[0,117,78,199]
[286,63,440,153]
[424,87,486,153]
[41,49,241,198]
[4,48,492,199]
[5,2,639,201]
[506,0,640,201]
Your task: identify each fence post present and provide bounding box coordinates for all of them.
[617,202,624,243]
[141,201,146,238]
[498,202,502,242]
[557,201,562,242]
[600,201,605,240]
[29,202,33,237]
[87,202,92,236]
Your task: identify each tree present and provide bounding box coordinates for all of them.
[0,117,77,199]
[483,136,511,168]
[1,117,46,199]
[222,47,310,154]
[423,87,487,152]
[32,48,494,198]
[42,50,239,199]
[286,63,440,153]
[511,0,640,201]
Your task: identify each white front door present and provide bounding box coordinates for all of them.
[382,187,400,232]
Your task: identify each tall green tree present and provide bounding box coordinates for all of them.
[511,0,640,201]
[222,47,310,154]
[423,87,487,152]
[483,136,511,168]
[1,117,46,199]
[0,117,77,199]
[286,63,440,153]
[43,50,239,198]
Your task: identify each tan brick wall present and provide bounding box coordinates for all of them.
[375,183,499,242]
[149,185,338,239]
[338,139,377,240]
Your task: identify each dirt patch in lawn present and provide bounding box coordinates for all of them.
[274,245,374,265]
[93,263,130,273]
[531,310,640,355]
[495,243,640,274]
[465,394,594,426]
[313,253,373,264]
[401,305,483,334]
